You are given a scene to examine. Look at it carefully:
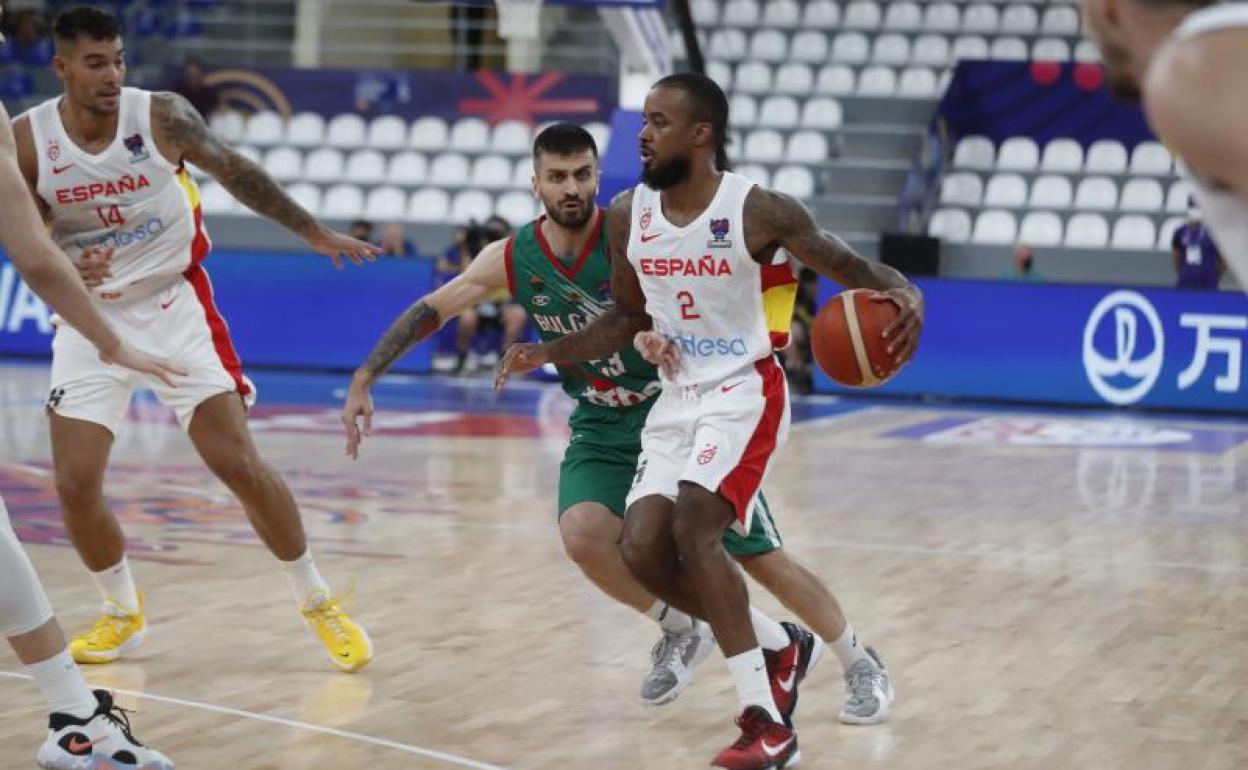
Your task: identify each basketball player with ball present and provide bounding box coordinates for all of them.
[498,73,921,769]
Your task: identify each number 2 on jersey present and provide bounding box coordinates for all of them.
[677,290,700,320]
[94,205,126,228]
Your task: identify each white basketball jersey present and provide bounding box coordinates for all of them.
[1171,4,1248,289]
[26,87,210,302]
[629,172,796,388]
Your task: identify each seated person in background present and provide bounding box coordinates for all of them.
[171,57,220,120]
[379,222,418,258]
[456,216,528,373]
[349,218,374,244]
[1000,243,1045,282]
[1172,200,1225,290]
[782,266,818,394]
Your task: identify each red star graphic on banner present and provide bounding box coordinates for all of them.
[458,71,601,124]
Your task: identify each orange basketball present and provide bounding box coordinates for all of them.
[812,289,903,387]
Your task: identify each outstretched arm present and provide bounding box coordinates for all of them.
[746,187,923,364]
[151,92,379,268]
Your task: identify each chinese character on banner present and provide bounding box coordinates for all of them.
[1177,313,1248,393]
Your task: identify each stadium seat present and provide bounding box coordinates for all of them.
[1018,211,1064,247]
[972,209,1018,245]
[1041,6,1081,35]
[451,190,494,223]
[1040,138,1083,173]
[723,0,761,27]
[491,120,531,155]
[199,182,236,215]
[985,173,1028,207]
[325,114,366,148]
[387,151,428,185]
[775,63,815,95]
[286,183,321,217]
[1032,38,1072,61]
[471,155,513,190]
[786,131,829,162]
[1000,5,1038,35]
[1074,39,1101,63]
[872,34,911,66]
[953,135,995,170]
[773,166,816,198]
[1111,215,1157,249]
[1119,178,1164,212]
[996,137,1039,171]
[735,163,771,187]
[758,96,801,129]
[744,129,786,162]
[750,30,788,63]
[430,153,471,187]
[815,64,856,95]
[928,207,972,242]
[857,66,897,97]
[1074,176,1119,210]
[285,112,325,148]
[323,184,365,218]
[765,0,801,28]
[1029,175,1074,208]
[1064,212,1109,247]
[1167,180,1194,213]
[1129,141,1172,175]
[940,172,984,207]
[1085,139,1128,173]
[366,115,408,150]
[244,110,283,146]
[831,32,870,64]
[303,147,345,183]
[730,94,758,127]
[513,157,534,188]
[209,111,244,143]
[710,29,749,61]
[407,188,451,223]
[345,149,386,184]
[409,116,449,152]
[263,146,302,182]
[734,61,773,94]
[912,35,951,68]
[495,191,537,225]
[990,37,1029,61]
[450,118,490,152]
[365,186,407,220]
[844,0,882,30]
[884,1,922,31]
[951,35,990,61]
[791,31,831,63]
[923,3,961,33]
[691,0,718,26]
[1158,216,1184,248]
[961,4,1000,34]
[803,0,841,30]
[234,145,262,164]
[706,61,734,92]
[800,98,843,130]
[898,67,938,97]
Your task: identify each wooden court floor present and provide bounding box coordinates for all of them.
[0,363,1244,769]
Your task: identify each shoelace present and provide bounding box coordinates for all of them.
[847,662,879,702]
[83,615,128,645]
[310,601,351,645]
[729,712,769,750]
[652,630,696,675]
[100,696,143,746]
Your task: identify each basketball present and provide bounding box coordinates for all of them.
[811,289,903,387]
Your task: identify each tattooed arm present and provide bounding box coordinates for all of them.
[342,238,510,457]
[745,187,923,363]
[150,92,378,267]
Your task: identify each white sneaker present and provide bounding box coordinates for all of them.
[36,689,174,770]
[838,647,894,725]
[640,619,716,706]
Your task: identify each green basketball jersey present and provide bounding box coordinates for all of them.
[505,212,660,409]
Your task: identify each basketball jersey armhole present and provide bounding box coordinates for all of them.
[504,235,517,295]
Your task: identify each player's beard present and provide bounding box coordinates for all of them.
[642,155,691,190]
[545,195,594,228]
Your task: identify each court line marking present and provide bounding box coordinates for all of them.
[0,671,514,770]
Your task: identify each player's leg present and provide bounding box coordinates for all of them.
[185,392,372,672]
[456,307,480,371]
[1,499,171,769]
[559,503,653,612]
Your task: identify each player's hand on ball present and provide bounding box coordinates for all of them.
[634,330,680,379]
[307,225,381,269]
[99,343,186,387]
[876,285,924,365]
[495,343,548,390]
[341,378,375,460]
[78,245,114,288]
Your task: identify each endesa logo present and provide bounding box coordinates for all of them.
[639,255,733,277]
[669,333,748,357]
[74,217,165,250]
[54,173,151,205]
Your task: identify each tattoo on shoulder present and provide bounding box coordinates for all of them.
[152,92,211,156]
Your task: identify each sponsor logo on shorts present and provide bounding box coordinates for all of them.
[697,444,717,465]
[46,387,65,409]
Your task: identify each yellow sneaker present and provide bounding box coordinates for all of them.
[302,592,373,673]
[70,593,147,664]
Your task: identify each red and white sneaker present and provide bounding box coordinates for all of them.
[764,622,825,727]
[711,706,800,770]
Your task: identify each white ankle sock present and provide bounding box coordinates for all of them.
[89,557,140,615]
[645,600,695,633]
[830,623,869,671]
[750,608,791,651]
[27,649,96,719]
[726,648,782,723]
[280,550,331,609]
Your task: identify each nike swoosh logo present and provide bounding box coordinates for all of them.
[761,736,795,757]
[66,735,97,754]
[160,297,176,310]
[721,380,747,393]
[640,233,661,243]
[53,163,75,174]
[776,666,798,692]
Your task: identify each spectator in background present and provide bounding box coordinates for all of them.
[171,57,219,119]
[1172,199,1225,290]
[455,217,529,373]
[349,219,374,244]
[378,222,418,259]
[782,266,818,394]
[1000,243,1045,282]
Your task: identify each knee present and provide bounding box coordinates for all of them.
[54,465,105,511]
[620,527,665,584]
[671,514,722,560]
[560,524,607,571]
[208,452,269,493]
